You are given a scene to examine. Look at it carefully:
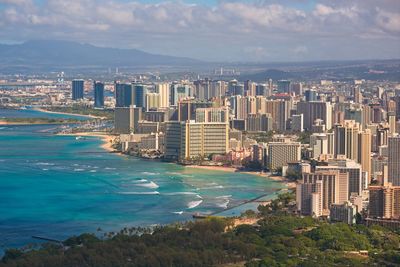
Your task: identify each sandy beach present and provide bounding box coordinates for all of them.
[57,132,116,152]
[185,165,297,189]
[267,176,297,189]
[34,108,105,119]
[0,121,21,125]
[185,165,238,172]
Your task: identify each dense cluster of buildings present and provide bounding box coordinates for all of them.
[69,77,400,228]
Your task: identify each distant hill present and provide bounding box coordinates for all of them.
[0,40,200,70]
[239,69,298,82]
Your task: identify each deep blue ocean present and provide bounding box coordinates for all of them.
[0,109,283,253]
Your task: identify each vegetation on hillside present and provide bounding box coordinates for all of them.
[1,193,399,267]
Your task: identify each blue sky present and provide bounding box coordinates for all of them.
[0,0,399,62]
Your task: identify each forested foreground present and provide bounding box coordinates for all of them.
[1,194,399,267]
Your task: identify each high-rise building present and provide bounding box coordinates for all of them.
[291,83,303,96]
[164,121,183,160]
[145,93,160,111]
[178,99,212,121]
[93,81,104,108]
[297,170,348,216]
[72,79,84,100]
[368,183,400,219]
[264,99,291,131]
[296,180,323,217]
[195,107,228,123]
[171,83,190,105]
[180,121,229,160]
[304,171,348,209]
[388,135,400,186]
[155,83,170,108]
[310,133,335,159]
[244,80,256,96]
[344,107,363,127]
[194,79,210,100]
[316,158,363,197]
[228,80,244,96]
[388,113,397,135]
[358,129,371,180]
[304,89,317,102]
[334,120,360,161]
[277,80,291,94]
[114,105,142,134]
[291,114,304,132]
[234,96,251,120]
[267,141,301,170]
[246,113,272,132]
[132,83,147,108]
[210,80,227,98]
[267,79,273,97]
[330,202,357,224]
[115,82,133,107]
[297,101,332,130]
[255,84,267,96]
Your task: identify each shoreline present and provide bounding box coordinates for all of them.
[185,165,296,189]
[0,121,72,126]
[57,132,116,152]
[34,107,104,119]
[55,132,296,190]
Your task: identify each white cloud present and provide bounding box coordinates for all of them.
[0,0,398,61]
[375,9,400,33]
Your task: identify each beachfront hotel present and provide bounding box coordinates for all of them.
[180,121,229,160]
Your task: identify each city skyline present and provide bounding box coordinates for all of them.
[0,0,399,62]
[0,1,400,265]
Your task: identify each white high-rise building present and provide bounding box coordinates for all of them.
[156,83,170,108]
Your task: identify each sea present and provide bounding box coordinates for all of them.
[0,108,284,253]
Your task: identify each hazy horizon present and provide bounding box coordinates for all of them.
[0,0,399,62]
[3,39,400,64]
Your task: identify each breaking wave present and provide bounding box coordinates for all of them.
[117,191,160,195]
[187,200,203,209]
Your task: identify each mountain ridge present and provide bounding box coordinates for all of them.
[0,40,201,68]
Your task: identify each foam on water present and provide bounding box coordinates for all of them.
[172,211,184,215]
[130,179,148,183]
[215,195,232,199]
[216,199,230,209]
[163,192,197,196]
[187,200,203,209]
[117,191,160,195]
[35,162,55,166]
[136,181,159,189]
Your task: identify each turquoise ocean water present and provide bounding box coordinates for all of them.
[0,109,283,252]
